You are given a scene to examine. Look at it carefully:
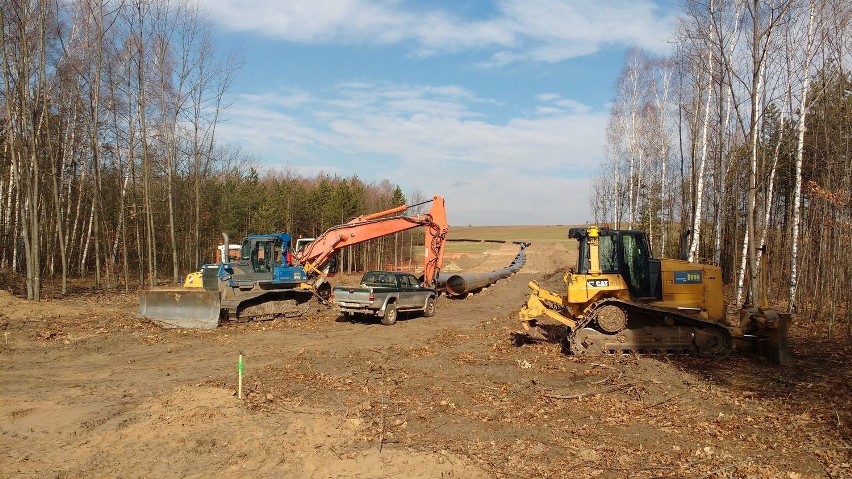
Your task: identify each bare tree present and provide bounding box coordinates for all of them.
[687,40,714,263]
[0,0,56,300]
[788,0,817,312]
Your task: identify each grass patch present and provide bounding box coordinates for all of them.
[443,242,504,254]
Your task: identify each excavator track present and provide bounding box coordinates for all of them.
[231,299,309,322]
[223,291,314,323]
[567,298,733,357]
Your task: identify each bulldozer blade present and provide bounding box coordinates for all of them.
[737,307,794,366]
[758,311,793,366]
[756,313,793,366]
[138,289,222,329]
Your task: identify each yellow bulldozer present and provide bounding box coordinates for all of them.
[519,226,792,364]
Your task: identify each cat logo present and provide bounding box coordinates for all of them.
[587,279,610,288]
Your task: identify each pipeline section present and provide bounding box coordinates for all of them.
[437,242,529,296]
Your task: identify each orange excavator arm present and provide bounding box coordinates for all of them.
[297,196,449,287]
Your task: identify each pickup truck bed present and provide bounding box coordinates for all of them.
[332,271,437,325]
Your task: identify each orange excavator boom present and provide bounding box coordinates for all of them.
[297,196,449,287]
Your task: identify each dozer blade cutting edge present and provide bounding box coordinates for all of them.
[138,289,222,329]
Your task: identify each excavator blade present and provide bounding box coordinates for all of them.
[138,289,222,329]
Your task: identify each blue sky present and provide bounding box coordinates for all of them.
[197,0,677,225]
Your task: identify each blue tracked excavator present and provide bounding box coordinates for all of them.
[138,196,449,329]
[138,232,312,329]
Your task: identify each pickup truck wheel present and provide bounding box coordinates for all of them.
[381,303,398,325]
[424,297,436,317]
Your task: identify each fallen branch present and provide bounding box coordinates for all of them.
[587,362,624,385]
[543,382,638,400]
[645,391,685,409]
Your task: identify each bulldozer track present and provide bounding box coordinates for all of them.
[568,298,734,358]
[231,299,310,322]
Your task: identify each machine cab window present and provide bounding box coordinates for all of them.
[619,231,652,298]
[242,238,286,274]
[598,234,619,273]
[575,230,619,274]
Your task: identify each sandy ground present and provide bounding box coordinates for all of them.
[1,242,851,478]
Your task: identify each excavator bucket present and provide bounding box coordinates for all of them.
[138,289,222,329]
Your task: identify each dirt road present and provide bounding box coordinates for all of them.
[1,242,850,478]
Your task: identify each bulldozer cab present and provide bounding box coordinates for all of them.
[571,227,660,300]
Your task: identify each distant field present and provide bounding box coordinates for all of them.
[447,225,579,244]
[403,225,582,257]
[441,242,503,254]
[443,225,580,256]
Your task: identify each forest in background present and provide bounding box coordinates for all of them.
[594,0,851,332]
[2,0,850,336]
[0,0,421,300]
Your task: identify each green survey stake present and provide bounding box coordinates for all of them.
[238,353,244,399]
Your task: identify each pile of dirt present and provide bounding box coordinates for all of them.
[0,289,25,316]
[0,270,26,296]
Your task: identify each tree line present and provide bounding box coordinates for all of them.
[214,169,422,278]
[594,0,850,333]
[0,0,421,299]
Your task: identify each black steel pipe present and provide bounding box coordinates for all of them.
[437,244,527,296]
[446,238,507,244]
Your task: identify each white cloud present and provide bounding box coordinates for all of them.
[440,172,594,226]
[535,94,591,115]
[199,0,675,64]
[217,82,607,224]
[239,90,314,108]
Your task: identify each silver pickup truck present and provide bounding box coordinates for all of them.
[331,271,438,325]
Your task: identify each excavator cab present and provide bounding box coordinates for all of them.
[246,238,274,273]
[141,196,449,329]
[225,233,307,288]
